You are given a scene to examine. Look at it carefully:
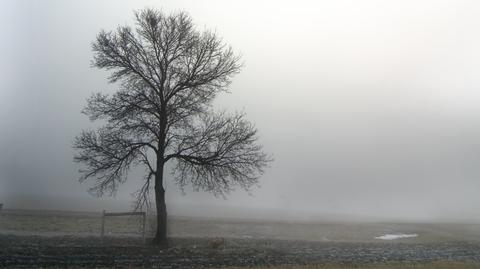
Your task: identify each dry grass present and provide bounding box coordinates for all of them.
[214,261,480,269]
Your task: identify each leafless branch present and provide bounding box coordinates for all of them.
[74,9,270,218]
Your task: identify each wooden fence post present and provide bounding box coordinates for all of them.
[142,212,146,244]
[101,210,105,243]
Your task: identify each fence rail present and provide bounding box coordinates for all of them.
[104,212,145,217]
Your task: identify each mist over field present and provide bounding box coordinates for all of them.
[2,0,480,223]
[4,1,480,268]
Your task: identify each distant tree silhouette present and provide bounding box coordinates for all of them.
[73,8,270,246]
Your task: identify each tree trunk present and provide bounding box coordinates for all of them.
[153,161,168,246]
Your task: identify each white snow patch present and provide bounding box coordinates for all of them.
[374,233,418,240]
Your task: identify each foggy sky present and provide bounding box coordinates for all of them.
[2,0,480,222]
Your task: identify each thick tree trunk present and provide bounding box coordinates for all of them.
[153,107,168,246]
[153,160,168,246]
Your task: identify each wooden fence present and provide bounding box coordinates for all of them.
[101,210,146,243]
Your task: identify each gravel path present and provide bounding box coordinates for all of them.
[1,234,480,268]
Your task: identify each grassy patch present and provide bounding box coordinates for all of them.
[214,261,480,269]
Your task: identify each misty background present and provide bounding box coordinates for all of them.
[2,0,480,222]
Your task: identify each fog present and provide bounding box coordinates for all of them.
[2,0,480,222]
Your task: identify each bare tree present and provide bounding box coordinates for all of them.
[73,8,270,246]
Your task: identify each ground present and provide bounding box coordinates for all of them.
[1,209,480,268]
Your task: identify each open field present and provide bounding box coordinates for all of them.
[1,209,480,268]
[3,209,480,242]
[218,263,480,269]
[2,234,480,268]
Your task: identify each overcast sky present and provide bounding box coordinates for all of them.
[2,0,480,222]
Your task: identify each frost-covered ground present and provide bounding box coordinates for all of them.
[2,234,480,268]
[2,209,480,243]
[1,209,480,268]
